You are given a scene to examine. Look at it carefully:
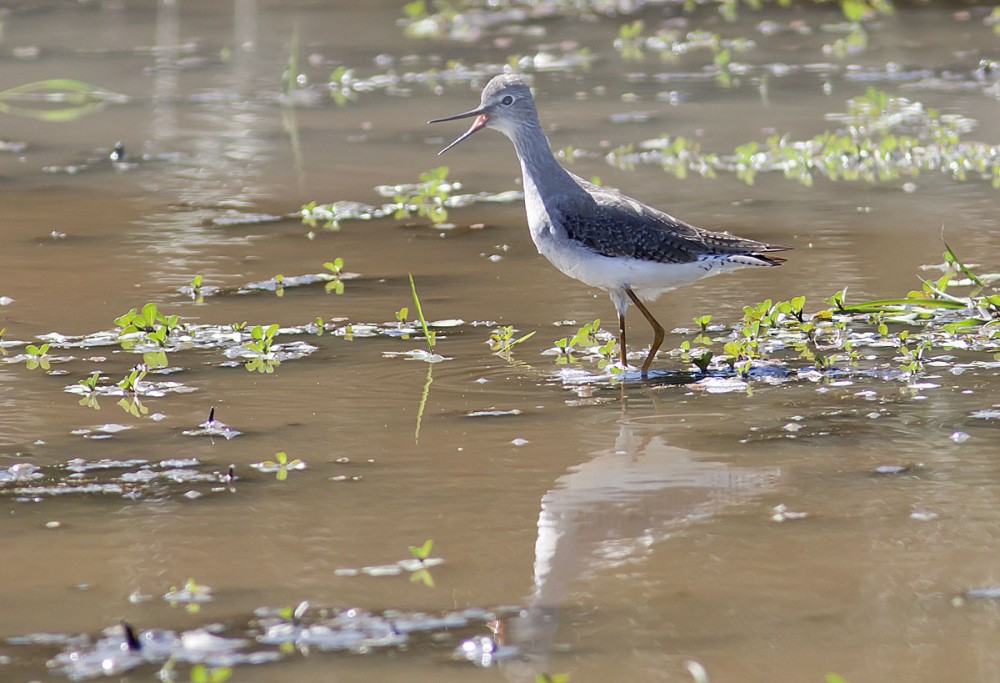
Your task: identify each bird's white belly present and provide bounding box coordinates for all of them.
[530,223,737,302]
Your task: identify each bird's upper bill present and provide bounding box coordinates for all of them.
[428,108,490,155]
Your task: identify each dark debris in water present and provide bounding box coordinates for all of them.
[182,407,242,440]
[0,458,235,503]
[12,604,524,680]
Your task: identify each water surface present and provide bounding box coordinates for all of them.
[2,1,999,681]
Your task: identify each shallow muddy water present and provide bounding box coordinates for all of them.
[2,1,1000,681]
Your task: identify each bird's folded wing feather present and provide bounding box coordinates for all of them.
[557,177,785,265]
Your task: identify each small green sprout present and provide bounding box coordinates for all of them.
[165,577,212,614]
[614,19,645,61]
[117,365,147,393]
[116,302,181,339]
[394,167,453,225]
[260,451,304,481]
[245,324,279,355]
[691,349,713,374]
[409,539,434,561]
[189,274,204,303]
[596,338,620,373]
[552,336,579,366]
[408,274,436,352]
[408,539,436,588]
[77,372,102,410]
[24,343,50,370]
[278,601,310,623]
[323,258,346,294]
[536,674,571,683]
[570,319,601,348]
[899,337,932,377]
[329,65,356,107]
[190,664,232,683]
[489,325,536,357]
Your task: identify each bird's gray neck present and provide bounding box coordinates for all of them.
[508,123,585,201]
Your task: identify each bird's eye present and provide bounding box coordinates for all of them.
[500,95,514,106]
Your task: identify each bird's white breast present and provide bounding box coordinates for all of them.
[523,189,739,302]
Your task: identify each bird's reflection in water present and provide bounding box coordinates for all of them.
[499,407,778,681]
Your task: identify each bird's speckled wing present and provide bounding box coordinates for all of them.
[558,176,786,265]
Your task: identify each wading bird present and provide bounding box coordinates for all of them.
[430,74,787,378]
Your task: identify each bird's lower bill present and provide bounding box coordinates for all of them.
[438,113,489,154]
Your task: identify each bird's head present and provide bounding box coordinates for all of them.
[428,73,537,154]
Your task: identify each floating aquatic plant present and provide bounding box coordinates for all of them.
[613,22,756,87]
[117,365,147,394]
[189,663,233,683]
[607,87,1000,188]
[558,242,1000,388]
[391,166,454,225]
[408,539,436,587]
[23,343,50,371]
[0,79,128,122]
[488,325,536,359]
[536,674,571,683]
[551,319,616,368]
[165,578,213,613]
[301,169,521,231]
[323,258,347,294]
[399,0,893,43]
[251,452,305,481]
[188,275,205,303]
[115,303,183,371]
[333,540,444,583]
[408,538,434,561]
[242,324,281,373]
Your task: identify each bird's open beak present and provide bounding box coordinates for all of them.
[428,107,490,155]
